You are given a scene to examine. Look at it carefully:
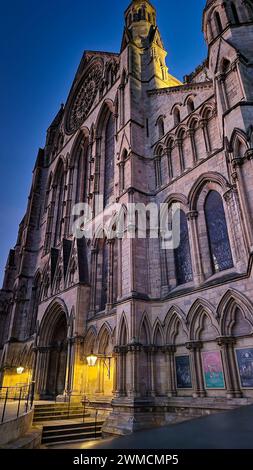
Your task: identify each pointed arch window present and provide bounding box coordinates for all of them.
[215,11,223,34]
[104,113,115,208]
[205,191,233,273]
[75,138,88,204]
[174,210,193,285]
[54,170,65,245]
[187,98,195,114]
[231,2,240,24]
[174,107,181,126]
[157,117,165,138]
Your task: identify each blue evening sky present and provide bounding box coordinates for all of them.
[0,0,206,285]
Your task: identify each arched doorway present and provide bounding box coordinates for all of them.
[37,301,68,400]
[46,314,68,398]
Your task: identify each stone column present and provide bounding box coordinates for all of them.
[146,346,156,397]
[177,138,185,172]
[200,119,210,154]
[65,337,74,396]
[217,337,242,398]
[107,239,115,310]
[232,158,253,252]
[128,343,142,398]
[187,129,197,165]
[223,187,247,270]
[186,341,206,398]
[187,211,204,285]
[89,248,98,315]
[114,346,126,397]
[175,138,183,173]
[165,345,177,397]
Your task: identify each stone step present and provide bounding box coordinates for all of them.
[34,414,89,422]
[41,421,104,445]
[43,421,104,432]
[43,435,102,446]
[34,407,85,415]
[42,431,102,444]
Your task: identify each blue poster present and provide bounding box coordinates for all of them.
[175,356,192,389]
[236,348,253,388]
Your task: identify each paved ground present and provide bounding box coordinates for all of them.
[50,405,253,449]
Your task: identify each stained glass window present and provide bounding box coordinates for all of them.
[174,210,193,285]
[104,113,115,208]
[205,190,233,273]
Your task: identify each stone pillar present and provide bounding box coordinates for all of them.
[147,346,156,397]
[64,165,74,237]
[89,248,98,315]
[114,346,126,397]
[177,138,184,171]
[232,158,253,252]
[187,211,204,285]
[217,337,242,398]
[200,119,210,154]
[128,343,142,398]
[187,129,197,165]
[223,187,247,271]
[107,239,115,310]
[165,345,177,397]
[186,341,206,398]
[65,337,74,395]
[175,138,184,172]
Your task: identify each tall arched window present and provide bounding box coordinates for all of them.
[104,113,115,208]
[44,174,52,213]
[205,191,233,273]
[54,169,65,245]
[174,107,181,126]
[231,2,240,23]
[215,11,223,34]
[174,210,193,285]
[75,138,88,204]
[157,117,165,138]
[187,98,194,114]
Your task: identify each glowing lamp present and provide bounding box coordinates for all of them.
[17,367,24,375]
[86,354,98,367]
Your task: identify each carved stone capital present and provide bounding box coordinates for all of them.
[186,341,203,351]
[186,210,199,221]
[217,336,236,347]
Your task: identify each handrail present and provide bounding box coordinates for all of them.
[0,382,35,424]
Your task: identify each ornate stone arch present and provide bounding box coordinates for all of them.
[84,325,97,355]
[117,312,129,345]
[97,322,113,354]
[217,289,253,336]
[229,128,249,156]
[188,172,230,211]
[152,319,165,345]
[138,312,152,345]
[164,305,188,344]
[95,99,115,137]
[187,298,220,341]
[38,297,69,346]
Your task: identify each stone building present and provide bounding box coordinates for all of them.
[1,0,253,434]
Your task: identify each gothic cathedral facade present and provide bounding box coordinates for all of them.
[1,0,253,434]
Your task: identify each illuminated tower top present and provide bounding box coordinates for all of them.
[124,0,157,43]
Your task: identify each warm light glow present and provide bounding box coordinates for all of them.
[16,367,24,375]
[86,354,98,367]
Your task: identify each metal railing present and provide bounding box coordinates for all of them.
[0,381,35,424]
